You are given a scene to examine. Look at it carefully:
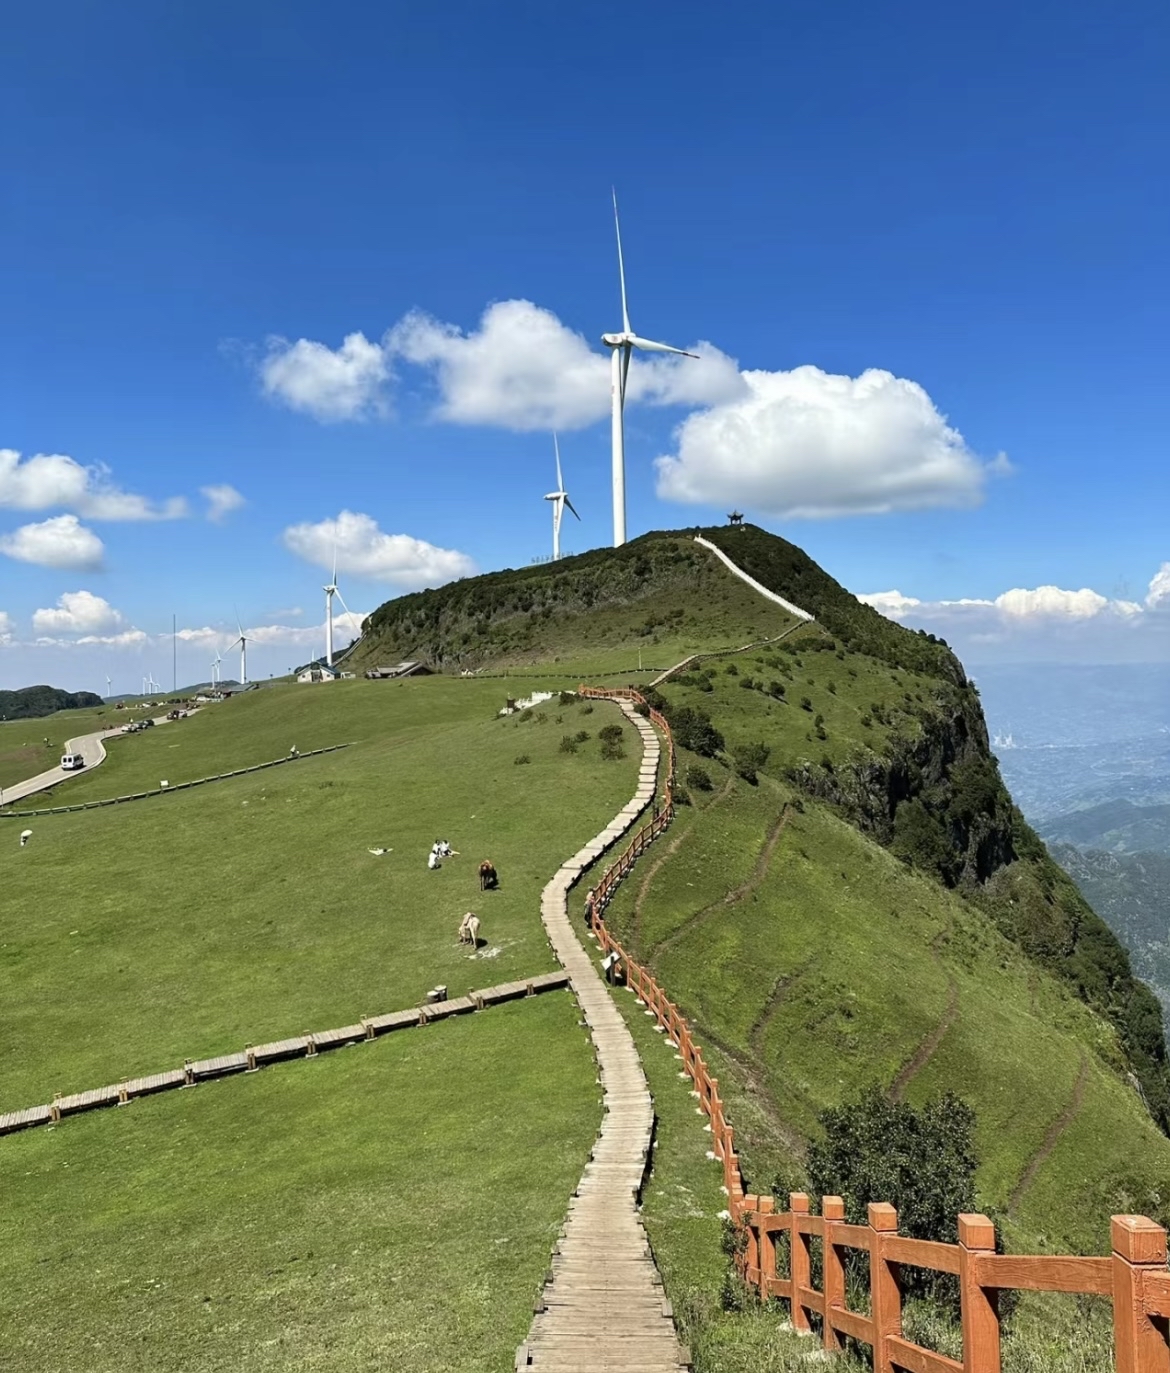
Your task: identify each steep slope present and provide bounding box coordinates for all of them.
[356,525,1170,1248]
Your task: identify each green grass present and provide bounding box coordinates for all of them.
[0,678,638,1109]
[0,702,125,790]
[0,994,600,1373]
[603,752,1170,1254]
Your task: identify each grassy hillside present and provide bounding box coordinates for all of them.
[0,701,122,789]
[0,684,104,721]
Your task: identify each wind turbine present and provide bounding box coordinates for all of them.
[545,434,580,561]
[323,548,357,667]
[105,674,112,699]
[226,613,247,685]
[211,651,222,687]
[601,191,696,548]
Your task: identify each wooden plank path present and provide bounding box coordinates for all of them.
[520,702,688,1371]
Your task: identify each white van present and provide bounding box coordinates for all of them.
[60,753,86,771]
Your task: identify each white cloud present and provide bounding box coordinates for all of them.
[260,332,392,421]
[201,484,246,522]
[388,300,743,432]
[857,590,924,619]
[0,611,13,644]
[862,583,1145,626]
[655,366,1004,518]
[32,591,124,635]
[1146,563,1170,612]
[282,510,475,588]
[0,514,105,570]
[0,448,187,520]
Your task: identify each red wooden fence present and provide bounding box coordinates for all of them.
[579,684,1170,1372]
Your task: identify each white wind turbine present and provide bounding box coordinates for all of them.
[601,191,696,547]
[211,651,222,687]
[323,547,357,667]
[105,674,112,699]
[545,434,580,561]
[226,613,248,685]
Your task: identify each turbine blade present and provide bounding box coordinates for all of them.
[613,188,631,334]
[554,432,563,492]
[565,496,581,521]
[629,335,698,357]
[620,342,631,403]
[331,540,337,586]
[335,587,355,622]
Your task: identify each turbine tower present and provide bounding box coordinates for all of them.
[105,674,112,699]
[211,651,222,687]
[226,613,247,685]
[601,191,696,547]
[544,434,580,561]
[323,548,357,667]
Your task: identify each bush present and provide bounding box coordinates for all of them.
[828,681,837,695]
[574,730,591,743]
[514,754,531,765]
[598,723,624,743]
[686,764,713,792]
[600,737,626,761]
[739,676,755,689]
[673,786,692,807]
[559,734,579,753]
[769,680,785,698]
[579,703,594,715]
[669,705,724,758]
[732,741,771,784]
[800,696,813,712]
[558,690,577,705]
[724,663,739,676]
[808,1086,978,1302]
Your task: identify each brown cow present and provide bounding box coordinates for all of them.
[478,860,498,891]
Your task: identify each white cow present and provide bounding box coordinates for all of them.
[458,912,481,948]
[19,829,32,848]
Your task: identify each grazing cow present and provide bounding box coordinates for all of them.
[478,860,498,891]
[19,829,32,848]
[458,912,481,947]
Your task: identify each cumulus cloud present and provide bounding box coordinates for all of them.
[655,366,1005,518]
[0,514,105,570]
[32,590,124,635]
[201,484,246,522]
[260,332,392,421]
[282,510,475,588]
[1146,563,1170,612]
[0,611,13,644]
[388,300,743,431]
[859,584,1147,625]
[0,448,187,520]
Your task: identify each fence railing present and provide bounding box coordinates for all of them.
[578,684,1170,1372]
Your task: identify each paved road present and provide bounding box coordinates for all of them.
[1,710,195,807]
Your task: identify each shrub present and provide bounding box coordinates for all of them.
[814,713,825,727]
[559,734,579,753]
[520,709,533,722]
[724,663,739,676]
[579,703,594,715]
[800,696,813,712]
[732,741,771,784]
[598,723,624,743]
[740,676,755,689]
[686,764,713,791]
[828,681,837,695]
[809,1087,978,1305]
[669,705,725,758]
[769,680,785,698]
[574,730,591,743]
[600,737,626,761]
[673,786,692,807]
[860,714,873,728]
[514,754,531,765]
[558,690,577,705]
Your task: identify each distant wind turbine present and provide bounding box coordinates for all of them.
[211,651,222,686]
[545,434,580,561]
[323,546,357,667]
[105,674,112,699]
[601,191,696,548]
[226,612,248,685]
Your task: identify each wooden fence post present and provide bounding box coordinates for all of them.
[1113,1214,1170,1373]
[743,1195,759,1283]
[822,1195,846,1353]
[868,1202,901,1373]
[757,1195,775,1301]
[789,1193,812,1333]
[958,1213,1000,1373]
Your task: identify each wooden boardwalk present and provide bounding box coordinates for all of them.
[520,703,688,1371]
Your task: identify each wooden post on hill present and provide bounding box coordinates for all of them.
[822,1195,846,1353]
[958,1213,999,1372]
[756,1195,775,1299]
[1112,1215,1170,1373]
[789,1193,812,1333]
[869,1202,901,1373]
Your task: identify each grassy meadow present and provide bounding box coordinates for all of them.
[1,994,599,1373]
[0,676,638,1108]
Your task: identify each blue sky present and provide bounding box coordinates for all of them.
[2,0,1168,691]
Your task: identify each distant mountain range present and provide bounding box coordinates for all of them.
[1041,800,1170,856]
[0,685,104,720]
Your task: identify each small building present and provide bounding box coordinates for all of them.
[297,660,340,684]
[364,661,432,680]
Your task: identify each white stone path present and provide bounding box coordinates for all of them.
[519,702,688,1371]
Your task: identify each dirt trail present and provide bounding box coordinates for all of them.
[648,802,792,962]
[748,957,817,1064]
[1008,1054,1089,1213]
[889,971,960,1102]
